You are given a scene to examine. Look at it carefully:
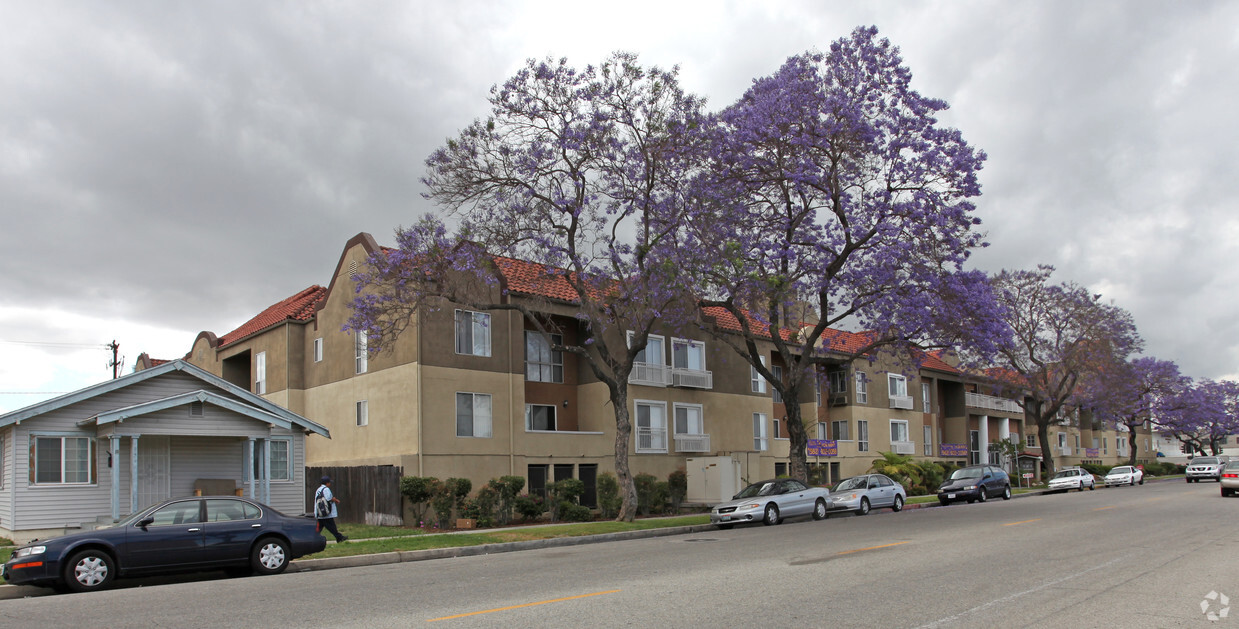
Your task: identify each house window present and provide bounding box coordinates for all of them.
[924,425,933,456]
[1027,434,1036,447]
[673,404,703,436]
[635,401,667,452]
[456,393,493,438]
[922,382,931,412]
[857,420,870,452]
[355,331,368,374]
[313,338,323,363]
[632,332,665,366]
[526,404,557,431]
[672,338,705,371]
[751,356,768,393]
[753,413,769,451]
[356,400,368,427]
[454,310,491,357]
[253,439,291,481]
[1058,432,1067,449]
[831,420,850,441]
[855,372,868,404]
[888,374,907,398]
[890,420,909,443]
[773,416,782,439]
[33,436,95,485]
[816,423,828,439]
[255,352,266,394]
[772,366,783,404]
[525,332,564,383]
[828,370,847,394]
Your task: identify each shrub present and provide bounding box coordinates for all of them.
[489,476,526,525]
[1080,463,1110,477]
[548,478,585,523]
[429,478,473,529]
[668,469,687,513]
[596,472,622,519]
[634,473,661,516]
[467,485,499,528]
[401,476,440,526]
[514,493,545,521]
[558,502,593,522]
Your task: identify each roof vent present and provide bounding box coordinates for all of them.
[349,260,359,277]
[189,401,204,417]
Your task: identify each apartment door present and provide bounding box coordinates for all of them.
[137,436,171,509]
[969,430,981,465]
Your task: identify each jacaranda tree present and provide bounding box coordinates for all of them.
[1083,356,1188,466]
[347,54,709,521]
[989,265,1142,478]
[679,26,1008,483]
[1159,378,1239,457]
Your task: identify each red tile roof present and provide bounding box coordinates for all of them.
[492,257,584,302]
[985,367,1030,388]
[919,349,961,374]
[219,285,327,348]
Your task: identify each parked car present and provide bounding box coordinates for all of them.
[1103,465,1144,487]
[937,465,1012,505]
[2,496,326,593]
[711,478,831,529]
[830,474,907,515]
[1221,461,1239,497]
[1186,456,1230,483]
[1048,467,1096,492]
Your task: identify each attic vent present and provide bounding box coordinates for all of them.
[189,401,204,417]
[348,260,359,277]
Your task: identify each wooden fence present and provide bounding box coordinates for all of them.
[306,465,404,526]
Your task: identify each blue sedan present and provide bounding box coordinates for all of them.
[2,496,326,593]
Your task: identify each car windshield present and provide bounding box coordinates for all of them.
[950,467,983,480]
[835,477,867,492]
[1110,467,1132,474]
[734,482,779,499]
[1194,457,1220,465]
[1052,470,1077,479]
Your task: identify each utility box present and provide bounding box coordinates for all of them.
[686,456,742,504]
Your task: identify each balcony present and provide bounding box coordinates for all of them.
[965,392,1023,414]
[671,368,713,389]
[891,440,915,455]
[889,395,914,410]
[629,362,672,387]
[1059,446,1072,456]
[674,433,712,453]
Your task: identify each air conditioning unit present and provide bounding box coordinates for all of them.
[830,393,848,407]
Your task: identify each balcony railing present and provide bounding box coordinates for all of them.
[672,368,713,389]
[1059,446,1072,456]
[889,395,914,410]
[629,362,672,387]
[674,433,711,453]
[891,440,915,455]
[965,392,1023,414]
[637,426,668,452]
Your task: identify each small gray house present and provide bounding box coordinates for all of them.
[0,360,329,543]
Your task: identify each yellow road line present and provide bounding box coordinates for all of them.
[1093,506,1118,511]
[427,590,621,622]
[836,541,910,555]
[1003,518,1042,526]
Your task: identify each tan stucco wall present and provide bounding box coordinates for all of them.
[303,362,421,466]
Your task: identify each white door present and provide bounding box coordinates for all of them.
[137,436,171,509]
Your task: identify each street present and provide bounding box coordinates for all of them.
[2,479,1235,628]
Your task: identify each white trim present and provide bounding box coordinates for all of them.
[255,351,267,395]
[356,400,368,427]
[753,412,769,451]
[313,337,323,363]
[454,310,492,357]
[634,399,668,453]
[525,403,558,431]
[455,392,493,438]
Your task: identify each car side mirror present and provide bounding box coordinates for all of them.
[138,517,154,530]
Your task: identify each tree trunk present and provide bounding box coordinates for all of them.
[1037,417,1056,480]
[611,386,638,522]
[1126,422,1139,467]
[784,385,810,484]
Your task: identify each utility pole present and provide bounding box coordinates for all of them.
[108,340,120,379]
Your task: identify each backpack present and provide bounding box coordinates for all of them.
[314,487,331,519]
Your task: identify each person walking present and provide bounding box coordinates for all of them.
[314,475,348,543]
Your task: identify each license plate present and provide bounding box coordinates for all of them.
[947,493,956,499]
[720,516,731,521]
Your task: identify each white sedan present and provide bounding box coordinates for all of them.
[1104,465,1144,487]
[711,478,831,528]
[1048,467,1096,492]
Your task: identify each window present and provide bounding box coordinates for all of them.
[752,356,768,393]
[313,338,323,363]
[1091,437,1098,449]
[528,465,548,500]
[207,499,260,522]
[253,439,291,481]
[454,310,491,357]
[753,413,769,451]
[1058,432,1067,449]
[888,374,908,398]
[773,416,782,439]
[526,404,557,431]
[828,370,847,394]
[635,401,667,452]
[924,425,933,456]
[857,420,869,452]
[456,393,493,438]
[890,420,909,443]
[33,436,95,485]
[772,366,783,404]
[1103,438,1108,455]
[356,400,368,427]
[631,332,665,366]
[816,423,828,439]
[255,351,266,394]
[673,404,703,436]
[775,462,788,477]
[855,372,868,404]
[148,500,202,526]
[525,332,564,383]
[922,382,931,412]
[355,331,368,374]
[672,338,705,371]
[831,420,850,441]
[1027,434,1036,447]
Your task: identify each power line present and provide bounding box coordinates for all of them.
[0,340,111,349]
[0,391,72,395]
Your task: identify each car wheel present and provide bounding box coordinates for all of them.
[1186,478,1191,483]
[252,537,290,575]
[892,495,904,512]
[1138,478,1144,485]
[977,487,988,503]
[857,497,870,516]
[63,549,115,593]
[1002,485,1012,500]
[717,523,734,530]
[812,498,829,520]
[762,503,781,526]
[938,497,950,506]
[1088,481,1095,491]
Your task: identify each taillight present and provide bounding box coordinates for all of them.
[1223,473,1238,478]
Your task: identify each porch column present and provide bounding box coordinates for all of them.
[999,419,1011,471]
[261,438,271,504]
[246,438,256,499]
[110,435,120,521]
[129,435,140,514]
[979,415,989,465]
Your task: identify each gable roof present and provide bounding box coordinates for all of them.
[77,389,295,430]
[218,285,327,348]
[0,360,329,437]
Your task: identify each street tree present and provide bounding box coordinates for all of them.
[1159,378,1239,456]
[1083,356,1188,466]
[680,26,1007,483]
[348,54,709,521]
[988,265,1142,478]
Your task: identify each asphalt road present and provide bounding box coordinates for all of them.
[2,480,1235,628]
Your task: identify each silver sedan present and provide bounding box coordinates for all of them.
[830,474,907,515]
[711,478,832,529]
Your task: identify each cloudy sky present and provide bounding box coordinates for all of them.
[2,0,1237,413]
